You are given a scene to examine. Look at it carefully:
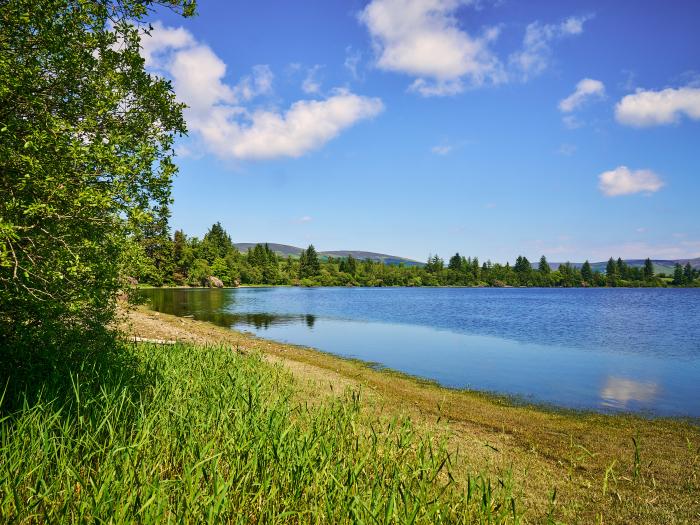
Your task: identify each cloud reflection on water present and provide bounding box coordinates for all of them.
[600,376,659,409]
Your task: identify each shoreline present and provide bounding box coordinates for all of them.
[121,304,700,522]
[125,304,698,422]
[138,283,700,290]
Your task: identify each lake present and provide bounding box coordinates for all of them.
[140,287,700,417]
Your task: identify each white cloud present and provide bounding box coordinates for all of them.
[615,86,700,127]
[562,115,582,129]
[141,24,383,160]
[558,78,605,112]
[232,65,274,101]
[509,15,590,80]
[229,90,384,160]
[344,46,362,80]
[359,0,505,96]
[431,144,452,155]
[598,166,664,197]
[297,215,313,223]
[140,22,194,68]
[302,65,323,95]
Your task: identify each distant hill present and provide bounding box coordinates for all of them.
[551,258,700,274]
[234,243,423,266]
[234,243,303,257]
[234,244,699,272]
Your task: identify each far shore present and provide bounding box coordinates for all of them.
[121,304,700,523]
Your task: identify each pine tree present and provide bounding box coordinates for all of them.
[448,253,462,271]
[299,245,320,278]
[202,222,235,263]
[139,204,174,285]
[581,260,593,283]
[514,256,532,274]
[643,258,654,280]
[346,254,357,275]
[616,257,628,280]
[673,263,685,285]
[684,262,694,284]
[538,255,551,274]
[606,257,618,287]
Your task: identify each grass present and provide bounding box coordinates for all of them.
[1,342,522,523]
[3,306,699,523]
[122,307,700,524]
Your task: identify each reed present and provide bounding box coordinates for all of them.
[1,342,520,523]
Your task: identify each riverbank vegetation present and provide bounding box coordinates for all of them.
[1,340,523,523]
[137,222,700,288]
[2,1,698,523]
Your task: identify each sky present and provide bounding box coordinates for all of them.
[144,0,700,263]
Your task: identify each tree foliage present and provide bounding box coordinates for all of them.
[0,0,194,352]
[133,222,697,289]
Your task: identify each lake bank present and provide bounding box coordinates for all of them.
[122,305,700,523]
[139,287,700,416]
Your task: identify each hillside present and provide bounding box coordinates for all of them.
[552,258,700,274]
[234,243,423,266]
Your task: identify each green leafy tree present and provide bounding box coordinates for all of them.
[0,0,194,353]
[538,256,551,275]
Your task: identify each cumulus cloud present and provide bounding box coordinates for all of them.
[359,0,505,96]
[598,166,664,197]
[558,78,605,112]
[141,24,383,160]
[228,91,384,159]
[510,15,590,80]
[615,86,700,127]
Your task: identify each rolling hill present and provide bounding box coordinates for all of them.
[235,244,700,273]
[551,258,700,274]
[234,243,423,266]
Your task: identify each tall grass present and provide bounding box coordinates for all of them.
[1,342,520,523]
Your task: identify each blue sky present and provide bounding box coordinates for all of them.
[145,0,700,262]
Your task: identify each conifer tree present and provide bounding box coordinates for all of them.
[581,260,593,283]
[673,263,685,285]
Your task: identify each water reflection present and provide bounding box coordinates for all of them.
[143,288,316,329]
[600,376,659,409]
[138,288,700,416]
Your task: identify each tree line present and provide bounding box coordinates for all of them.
[136,222,700,288]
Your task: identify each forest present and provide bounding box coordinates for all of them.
[137,221,700,288]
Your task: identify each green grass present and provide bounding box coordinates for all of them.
[1,342,522,523]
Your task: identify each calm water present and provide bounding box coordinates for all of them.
[140,287,700,417]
